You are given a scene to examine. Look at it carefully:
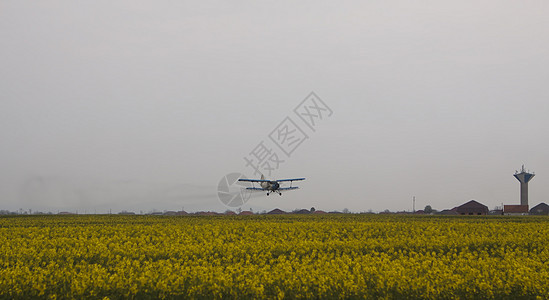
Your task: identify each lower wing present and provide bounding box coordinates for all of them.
[279,187,299,191]
[245,187,299,191]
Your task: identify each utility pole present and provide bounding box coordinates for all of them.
[413,196,416,213]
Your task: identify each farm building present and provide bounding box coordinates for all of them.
[503,205,529,216]
[267,208,286,215]
[455,200,489,215]
[529,203,549,215]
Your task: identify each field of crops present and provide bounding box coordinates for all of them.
[0,214,548,299]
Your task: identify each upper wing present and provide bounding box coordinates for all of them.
[238,179,270,182]
[245,187,267,190]
[276,178,305,182]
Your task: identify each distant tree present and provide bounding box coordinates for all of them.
[310,207,316,212]
[424,205,433,214]
[342,208,350,214]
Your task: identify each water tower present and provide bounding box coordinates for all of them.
[513,165,534,206]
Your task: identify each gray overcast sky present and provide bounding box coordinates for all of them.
[1,1,548,213]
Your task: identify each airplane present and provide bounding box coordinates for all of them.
[238,174,305,196]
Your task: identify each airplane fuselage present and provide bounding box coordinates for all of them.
[260,181,280,191]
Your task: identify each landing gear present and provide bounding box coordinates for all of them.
[267,192,270,196]
[279,192,282,196]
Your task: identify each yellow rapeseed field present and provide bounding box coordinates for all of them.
[0,214,548,299]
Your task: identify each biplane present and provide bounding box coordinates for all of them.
[238,174,305,196]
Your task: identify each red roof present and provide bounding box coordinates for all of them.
[267,208,286,214]
[504,205,529,213]
[239,211,254,215]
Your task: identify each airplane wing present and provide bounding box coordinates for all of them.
[276,178,305,182]
[245,187,266,190]
[279,187,299,191]
[238,179,270,183]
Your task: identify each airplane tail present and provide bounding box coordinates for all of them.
[261,174,265,180]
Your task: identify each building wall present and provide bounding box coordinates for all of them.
[504,212,529,216]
